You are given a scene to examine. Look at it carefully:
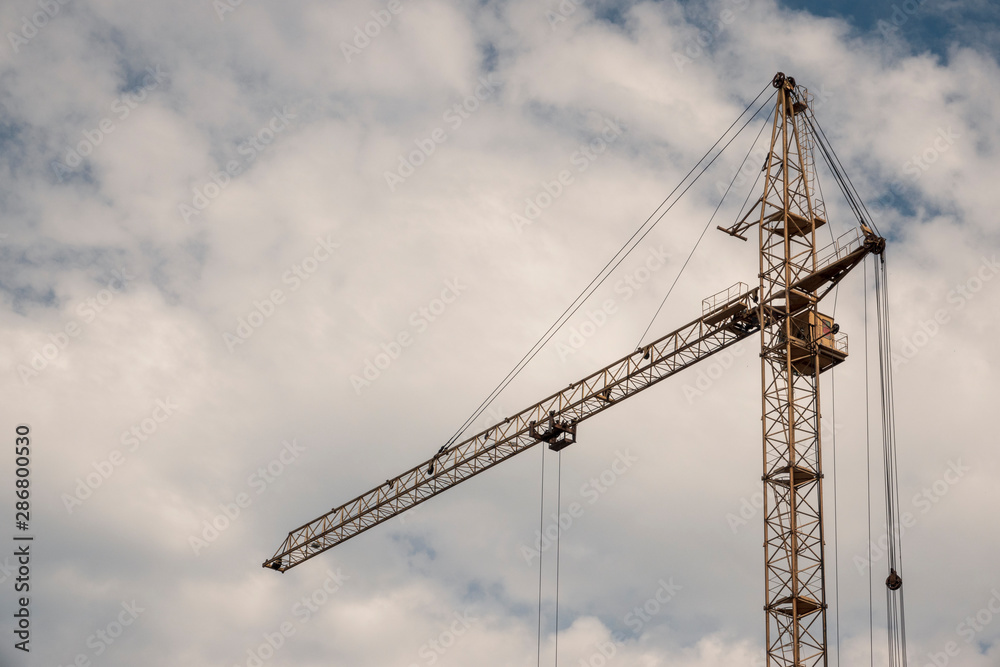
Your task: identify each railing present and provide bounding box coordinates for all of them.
[832,331,848,355]
[702,281,750,317]
[814,228,863,273]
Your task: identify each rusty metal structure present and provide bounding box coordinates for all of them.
[722,71,884,666]
[266,73,886,666]
[265,284,760,570]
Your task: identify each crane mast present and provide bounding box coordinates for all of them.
[758,73,832,667]
[762,73,832,667]
[266,72,886,667]
[722,72,884,666]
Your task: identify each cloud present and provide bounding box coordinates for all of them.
[1,0,998,665]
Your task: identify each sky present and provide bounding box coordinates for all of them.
[0,0,999,666]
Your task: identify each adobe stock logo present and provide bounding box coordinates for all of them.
[349,278,468,394]
[222,235,340,352]
[7,0,72,54]
[180,107,298,223]
[62,398,179,514]
[340,0,405,63]
[189,440,306,556]
[511,116,625,233]
[405,610,478,667]
[51,66,169,182]
[383,74,501,192]
[16,267,135,385]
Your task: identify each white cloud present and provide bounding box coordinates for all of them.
[1,0,998,665]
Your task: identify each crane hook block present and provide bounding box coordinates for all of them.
[529,410,578,452]
[886,568,903,591]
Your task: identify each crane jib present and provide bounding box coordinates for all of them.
[265,287,767,571]
[264,228,874,572]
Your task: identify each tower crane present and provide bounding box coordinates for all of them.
[265,73,891,666]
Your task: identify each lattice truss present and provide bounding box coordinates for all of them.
[266,290,759,571]
[755,80,828,667]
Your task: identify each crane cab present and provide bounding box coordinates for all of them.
[784,311,847,375]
